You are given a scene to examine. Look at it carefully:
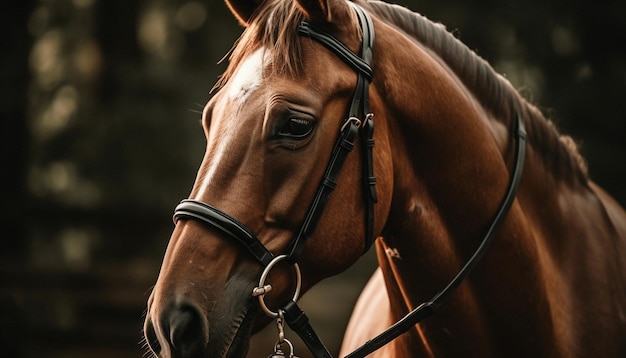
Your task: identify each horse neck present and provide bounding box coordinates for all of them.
[371,23,562,355]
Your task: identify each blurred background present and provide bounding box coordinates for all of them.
[1,0,624,357]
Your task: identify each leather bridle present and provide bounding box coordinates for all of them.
[172,3,526,358]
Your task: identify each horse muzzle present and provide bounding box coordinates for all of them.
[144,274,263,358]
[144,299,209,357]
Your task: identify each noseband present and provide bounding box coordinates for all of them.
[172,4,526,358]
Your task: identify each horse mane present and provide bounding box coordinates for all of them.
[218,0,589,184]
[365,0,588,184]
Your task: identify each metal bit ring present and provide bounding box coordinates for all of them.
[252,254,301,318]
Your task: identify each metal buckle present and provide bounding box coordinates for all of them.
[341,117,362,132]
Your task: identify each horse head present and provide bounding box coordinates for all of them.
[144,1,392,356]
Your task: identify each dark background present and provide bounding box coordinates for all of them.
[1,0,624,357]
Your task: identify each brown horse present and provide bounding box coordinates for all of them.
[144,0,626,357]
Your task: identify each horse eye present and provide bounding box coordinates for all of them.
[278,117,314,139]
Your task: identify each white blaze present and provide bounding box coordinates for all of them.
[226,48,266,105]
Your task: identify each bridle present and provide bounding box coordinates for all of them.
[172,3,526,358]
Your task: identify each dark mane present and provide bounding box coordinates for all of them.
[218,0,588,183]
[365,0,588,183]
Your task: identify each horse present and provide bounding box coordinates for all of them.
[143,0,626,357]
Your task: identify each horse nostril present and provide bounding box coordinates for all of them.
[167,304,208,357]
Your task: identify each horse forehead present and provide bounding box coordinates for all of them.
[226,48,267,106]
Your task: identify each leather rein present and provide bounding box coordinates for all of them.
[172,4,527,358]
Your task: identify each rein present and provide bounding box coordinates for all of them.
[173,4,526,357]
[345,110,526,357]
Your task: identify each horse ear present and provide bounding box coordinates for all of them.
[225,0,262,26]
[295,0,349,23]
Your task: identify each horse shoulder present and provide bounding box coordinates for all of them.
[340,268,396,357]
